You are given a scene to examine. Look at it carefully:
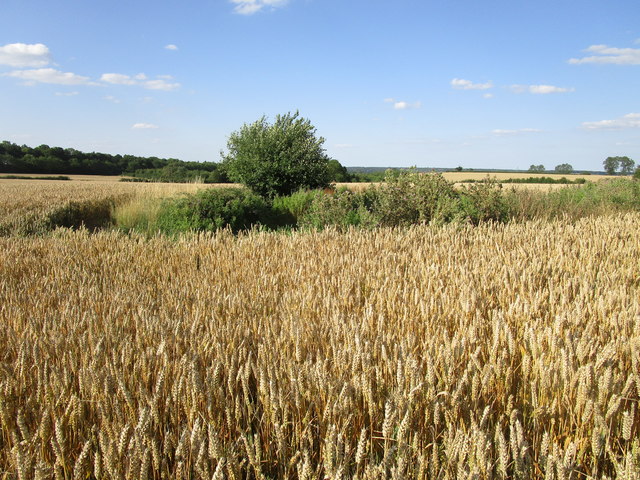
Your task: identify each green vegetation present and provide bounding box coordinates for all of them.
[554,163,574,174]
[221,111,333,198]
[0,174,70,180]
[603,155,636,175]
[460,176,587,185]
[0,140,228,181]
[114,173,640,235]
[528,164,545,173]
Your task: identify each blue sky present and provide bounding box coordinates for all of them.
[1,0,639,170]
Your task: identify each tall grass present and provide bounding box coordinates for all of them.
[1,215,639,478]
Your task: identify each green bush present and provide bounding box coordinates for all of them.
[155,187,273,234]
[372,170,460,226]
[221,112,332,198]
[458,179,509,224]
[298,189,379,230]
[271,189,323,224]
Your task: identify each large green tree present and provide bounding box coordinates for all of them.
[620,156,636,175]
[604,156,635,175]
[603,156,621,175]
[554,163,574,174]
[221,112,332,198]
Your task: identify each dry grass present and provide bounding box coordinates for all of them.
[1,214,639,479]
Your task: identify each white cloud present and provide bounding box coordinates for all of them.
[101,73,137,85]
[385,98,421,110]
[582,113,640,130]
[492,128,541,136]
[55,91,79,96]
[164,44,178,51]
[510,84,574,94]
[3,68,95,85]
[450,78,493,90]
[101,72,180,91]
[230,0,288,15]
[0,43,51,67]
[569,44,640,65]
[104,95,121,103]
[483,93,494,99]
[132,123,159,129]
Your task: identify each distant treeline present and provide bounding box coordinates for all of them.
[1,140,389,184]
[460,176,588,185]
[0,141,228,182]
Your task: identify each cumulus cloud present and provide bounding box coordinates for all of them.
[492,128,541,136]
[450,78,493,90]
[510,84,574,94]
[0,43,51,67]
[569,44,640,65]
[132,123,159,129]
[384,98,421,110]
[164,44,178,51]
[55,91,79,97]
[582,113,640,130]
[230,0,288,15]
[100,73,180,91]
[3,68,95,86]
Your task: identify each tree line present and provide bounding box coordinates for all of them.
[0,141,227,181]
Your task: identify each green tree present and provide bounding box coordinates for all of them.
[528,164,545,173]
[554,163,574,174]
[620,156,635,175]
[634,166,640,180]
[327,159,351,182]
[221,111,332,198]
[603,156,621,175]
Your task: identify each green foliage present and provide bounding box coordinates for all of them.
[298,189,379,230]
[297,171,509,230]
[155,188,273,234]
[271,189,323,224]
[458,179,509,223]
[634,166,640,180]
[554,163,574,174]
[528,164,545,173]
[372,170,460,226]
[0,174,70,180]
[504,178,640,221]
[460,176,587,185]
[603,156,621,175]
[326,159,352,182]
[221,112,332,198]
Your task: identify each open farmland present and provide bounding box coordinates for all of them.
[0,179,209,236]
[1,211,639,479]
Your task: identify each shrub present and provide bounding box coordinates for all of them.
[372,170,460,226]
[298,188,379,230]
[155,187,272,234]
[271,189,323,225]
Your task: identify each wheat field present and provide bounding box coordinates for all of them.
[1,213,639,479]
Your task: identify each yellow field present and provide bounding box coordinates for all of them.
[0,179,210,235]
[1,210,639,478]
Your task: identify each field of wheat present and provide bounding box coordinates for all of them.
[0,180,209,236]
[1,211,638,479]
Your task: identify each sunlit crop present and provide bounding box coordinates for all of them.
[1,213,638,479]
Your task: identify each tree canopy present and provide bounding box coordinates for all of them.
[221,112,332,198]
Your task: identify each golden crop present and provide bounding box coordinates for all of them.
[1,213,638,479]
[0,180,208,236]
